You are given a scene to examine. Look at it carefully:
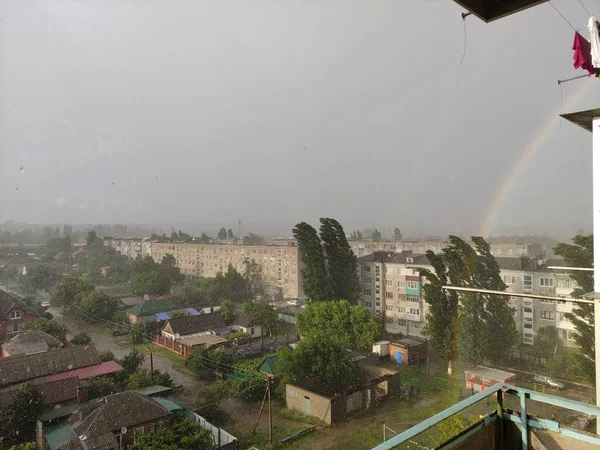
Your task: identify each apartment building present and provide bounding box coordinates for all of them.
[150,241,301,299]
[357,252,430,339]
[104,237,152,259]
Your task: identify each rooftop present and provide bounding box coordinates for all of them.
[177,334,228,348]
[465,365,515,381]
[0,288,39,318]
[164,311,226,336]
[126,298,177,316]
[2,330,63,355]
[43,360,123,382]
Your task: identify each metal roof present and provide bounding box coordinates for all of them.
[43,360,123,382]
[454,0,549,23]
[560,108,600,133]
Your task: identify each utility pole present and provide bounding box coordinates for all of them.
[238,219,242,238]
[146,347,154,380]
[268,378,273,445]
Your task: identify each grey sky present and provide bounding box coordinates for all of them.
[1,0,599,237]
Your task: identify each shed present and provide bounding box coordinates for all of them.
[389,337,428,366]
[373,341,390,357]
[259,356,278,377]
[465,366,516,392]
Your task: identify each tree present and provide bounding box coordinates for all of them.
[127,369,173,390]
[419,251,459,375]
[186,347,233,380]
[530,326,563,364]
[244,233,265,245]
[276,338,354,391]
[130,256,180,295]
[230,372,266,402]
[86,377,120,399]
[9,443,36,450]
[200,233,211,243]
[554,234,594,383]
[319,218,360,303]
[227,228,234,239]
[242,300,278,337]
[219,300,234,324]
[394,228,403,241]
[195,380,231,423]
[293,222,332,301]
[71,332,92,345]
[77,290,118,323]
[53,276,94,311]
[372,229,382,242]
[19,264,57,293]
[129,419,213,450]
[296,300,380,351]
[120,351,145,374]
[242,258,262,298]
[218,227,228,239]
[4,383,44,446]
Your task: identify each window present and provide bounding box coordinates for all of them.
[503,275,516,285]
[540,311,555,320]
[409,308,420,316]
[375,302,380,307]
[398,293,406,301]
[363,301,372,308]
[557,279,572,289]
[397,281,406,288]
[375,289,380,294]
[523,275,532,291]
[9,310,21,320]
[385,292,394,299]
[559,313,569,322]
[540,277,554,287]
[524,317,532,322]
[250,327,255,335]
[362,277,372,284]
[385,317,394,324]
[405,281,417,289]
[567,330,577,341]
[385,280,393,286]
[524,307,532,313]
[363,266,371,272]
[363,289,371,296]
[7,323,20,334]
[411,321,421,328]
[398,319,407,326]
[385,304,394,311]
[398,306,405,313]
[524,323,532,329]
[540,299,554,304]
[407,295,420,303]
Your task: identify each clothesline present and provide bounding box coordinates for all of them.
[558,73,591,85]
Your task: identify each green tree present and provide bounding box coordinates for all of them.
[530,326,563,364]
[86,377,120,399]
[394,228,403,241]
[130,255,181,295]
[230,372,266,402]
[4,383,44,445]
[218,227,228,239]
[242,300,278,337]
[19,264,57,293]
[127,369,173,390]
[70,332,92,345]
[319,218,360,303]
[554,234,594,383]
[76,290,118,323]
[419,251,460,375]
[186,347,233,380]
[200,233,211,243]
[227,228,234,239]
[129,419,213,450]
[53,276,94,311]
[372,229,382,242]
[195,380,231,423]
[356,230,363,240]
[293,222,333,301]
[26,317,65,336]
[296,300,380,350]
[242,258,262,297]
[120,350,145,374]
[219,300,235,324]
[9,443,36,450]
[276,338,353,391]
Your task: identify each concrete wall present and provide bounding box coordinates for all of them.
[286,384,332,424]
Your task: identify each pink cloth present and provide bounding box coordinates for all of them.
[573,32,595,75]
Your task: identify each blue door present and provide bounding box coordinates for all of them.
[396,350,403,365]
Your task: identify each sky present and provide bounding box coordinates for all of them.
[1,0,600,238]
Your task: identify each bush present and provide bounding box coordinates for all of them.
[99,351,115,362]
[86,378,120,399]
[195,381,230,423]
[70,333,92,345]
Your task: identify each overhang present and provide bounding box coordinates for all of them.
[561,108,600,133]
[454,0,549,23]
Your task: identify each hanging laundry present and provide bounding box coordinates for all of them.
[589,17,600,68]
[573,32,595,74]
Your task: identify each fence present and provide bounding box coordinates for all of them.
[186,410,238,450]
[152,335,190,357]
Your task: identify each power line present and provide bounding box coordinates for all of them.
[549,1,578,32]
[578,0,591,17]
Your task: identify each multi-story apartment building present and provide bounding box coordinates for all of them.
[150,241,302,299]
[358,251,578,348]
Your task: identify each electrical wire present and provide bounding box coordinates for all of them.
[578,0,591,17]
[548,1,578,32]
[460,15,468,64]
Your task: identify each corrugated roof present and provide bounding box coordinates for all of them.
[164,312,226,336]
[2,330,63,356]
[0,288,39,318]
[0,345,101,387]
[126,298,177,316]
[151,396,185,412]
[186,308,199,315]
[132,385,173,396]
[259,356,278,376]
[45,422,79,450]
[233,314,255,328]
[43,360,123,382]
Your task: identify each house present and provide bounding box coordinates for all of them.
[231,314,262,337]
[161,312,227,340]
[286,365,402,425]
[276,305,302,324]
[465,366,516,392]
[0,288,40,339]
[38,391,172,449]
[118,296,145,309]
[0,345,104,388]
[2,330,64,357]
[0,376,80,412]
[125,298,178,324]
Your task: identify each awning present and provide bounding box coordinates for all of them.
[186,308,200,315]
[156,312,171,320]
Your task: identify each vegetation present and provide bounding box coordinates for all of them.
[126,369,173,389]
[293,218,360,302]
[242,300,278,337]
[70,332,92,345]
[195,380,231,422]
[120,350,145,374]
[26,317,65,336]
[76,231,130,284]
[86,377,120,399]
[2,383,44,446]
[18,264,58,293]
[8,443,36,450]
[554,234,595,383]
[219,299,235,323]
[130,255,182,296]
[296,300,380,351]
[129,419,213,450]
[76,290,118,323]
[186,347,234,380]
[53,276,94,311]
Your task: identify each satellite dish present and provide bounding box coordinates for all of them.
[121,427,128,435]
[79,435,87,441]
[537,259,543,266]
[68,364,73,370]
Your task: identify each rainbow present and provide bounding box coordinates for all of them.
[479,79,593,237]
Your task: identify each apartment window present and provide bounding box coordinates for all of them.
[409,308,420,316]
[363,301,372,308]
[363,266,371,272]
[524,323,533,329]
[362,277,372,284]
[524,317,532,323]
[375,289,380,294]
[540,299,554,304]
[398,293,406,301]
[376,302,380,307]
[398,319,407,326]
[540,311,555,320]
[557,279,572,289]
[503,275,516,285]
[385,292,394,299]
[363,289,371,296]
[567,330,577,341]
[397,281,406,288]
[559,313,569,322]
[406,281,418,289]
[523,275,532,291]
[524,307,532,313]
[7,323,20,334]
[411,321,421,328]
[517,248,524,255]
[398,306,405,313]
[497,249,503,255]
[9,310,21,320]
[385,317,395,324]
[540,278,554,287]
[407,295,420,303]
[385,304,394,311]
[508,249,513,255]
[385,280,393,286]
